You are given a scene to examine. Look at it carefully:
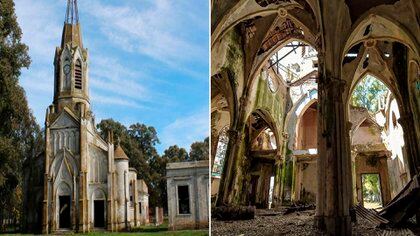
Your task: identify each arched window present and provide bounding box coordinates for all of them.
[75,59,82,90]
[129,182,134,206]
[212,127,229,178]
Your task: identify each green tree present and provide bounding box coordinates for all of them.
[162,145,189,162]
[351,75,389,113]
[96,119,163,208]
[189,137,209,161]
[0,0,41,230]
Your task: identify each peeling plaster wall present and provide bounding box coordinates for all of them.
[296,108,317,150]
[295,160,317,203]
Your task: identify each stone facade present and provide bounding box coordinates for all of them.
[166,161,209,230]
[23,1,149,233]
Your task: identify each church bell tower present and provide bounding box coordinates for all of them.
[53,0,89,112]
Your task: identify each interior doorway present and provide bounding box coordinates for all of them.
[59,195,71,229]
[361,173,383,209]
[249,175,259,205]
[94,200,105,228]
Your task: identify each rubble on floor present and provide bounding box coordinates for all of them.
[379,174,420,226]
[212,205,256,221]
[211,208,410,236]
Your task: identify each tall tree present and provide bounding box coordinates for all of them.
[189,137,209,161]
[0,0,41,230]
[96,119,163,207]
[162,145,189,162]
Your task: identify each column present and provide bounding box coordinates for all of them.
[398,115,420,176]
[315,77,352,235]
[216,128,243,206]
[272,132,288,207]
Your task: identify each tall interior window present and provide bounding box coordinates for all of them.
[75,59,82,89]
[177,185,190,214]
[139,202,142,214]
[212,127,229,178]
[129,182,134,206]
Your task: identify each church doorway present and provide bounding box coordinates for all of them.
[94,200,105,228]
[59,195,71,229]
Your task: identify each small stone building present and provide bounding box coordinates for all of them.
[166,161,209,230]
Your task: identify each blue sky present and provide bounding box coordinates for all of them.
[14,0,209,154]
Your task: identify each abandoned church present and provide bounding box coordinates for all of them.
[22,1,150,233]
[211,0,420,235]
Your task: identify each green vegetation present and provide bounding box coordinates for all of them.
[351,75,389,113]
[361,173,382,207]
[96,120,209,211]
[0,0,43,230]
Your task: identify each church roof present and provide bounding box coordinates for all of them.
[114,145,129,160]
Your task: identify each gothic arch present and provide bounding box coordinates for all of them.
[342,14,419,60]
[50,150,79,180]
[90,188,107,228]
[284,89,318,150]
[211,69,239,129]
[211,0,318,48]
[247,108,281,152]
[245,38,317,101]
[346,71,402,111]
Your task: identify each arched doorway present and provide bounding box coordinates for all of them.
[92,189,106,228]
[56,182,72,229]
[348,74,409,209]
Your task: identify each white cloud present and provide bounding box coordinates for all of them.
[14,0,62,62]
[79,0,208,79]
[159,108,209,151]
[90,92,144,109]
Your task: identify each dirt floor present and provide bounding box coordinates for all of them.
[211,208,418,236]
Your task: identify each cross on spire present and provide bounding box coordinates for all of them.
[65,0,79,24]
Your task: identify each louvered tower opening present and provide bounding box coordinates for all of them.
[75,60,82,89]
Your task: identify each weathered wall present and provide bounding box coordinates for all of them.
[296,108,317,150]
[294,159,317,203]
[166,161,209,230]
[355,154,391,206]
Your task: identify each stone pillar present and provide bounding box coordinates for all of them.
[398,115,420,176]
[42,124,51,234]
[211,128,219,170]
[350,150,357,205]
[216,129,243,206]
[315,77,352,235]
[211,111,221,170]
[272,133,288,207]
[272,158,282,207]
[78,119,88,232]
[134,180,139,227]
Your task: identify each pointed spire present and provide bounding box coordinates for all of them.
[65,0,79,25]
[61,0,83,48]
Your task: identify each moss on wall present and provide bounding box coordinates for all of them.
[221,28,244,97]
[254,73,286,131]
